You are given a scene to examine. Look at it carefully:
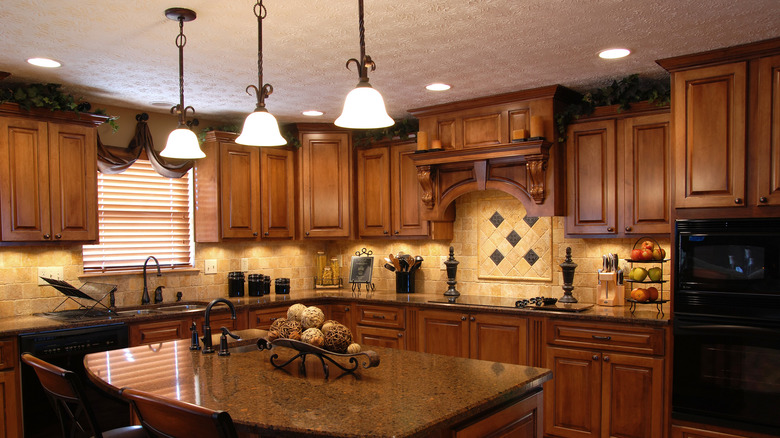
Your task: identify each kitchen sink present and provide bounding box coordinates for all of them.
[114,309,164,317]
[156,303,208,313]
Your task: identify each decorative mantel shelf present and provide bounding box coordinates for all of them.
[410,139,552,221]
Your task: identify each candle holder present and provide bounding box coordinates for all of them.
[443,246,460,300]
[558,247,578,303]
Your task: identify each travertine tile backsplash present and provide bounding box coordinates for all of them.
[0,190,670,317]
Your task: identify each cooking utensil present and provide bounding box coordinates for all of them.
[383,263,396,272]
[389,254,401,272]
[409,257,423,273]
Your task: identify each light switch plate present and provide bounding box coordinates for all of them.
[240,258,249,272]
[38,267,64,285]
[204,259,217,275]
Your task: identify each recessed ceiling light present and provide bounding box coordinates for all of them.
[598,48,631,59]
[302,110,324,117]
[150,101,174,107]
[426,83,451,91]
[27,57,61,68]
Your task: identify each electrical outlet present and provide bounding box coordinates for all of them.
[204,259,217,275]
[38,267,64,285]
[240,258,249,272]
[440,256,448,271]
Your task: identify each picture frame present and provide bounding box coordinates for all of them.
[348,256,374,285]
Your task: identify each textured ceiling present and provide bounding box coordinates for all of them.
[0,0,778,125]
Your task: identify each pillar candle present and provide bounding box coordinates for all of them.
[431,139,442,149]
[530,116,544,138]
[512,129,527,140]
[416,131,428,151]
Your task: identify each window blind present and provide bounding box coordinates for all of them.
[83,159,194,273]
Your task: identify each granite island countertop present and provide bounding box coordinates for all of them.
[84,332,551,437]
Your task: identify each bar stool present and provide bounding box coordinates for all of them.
[121,388,238,438]
[20,353,147,438]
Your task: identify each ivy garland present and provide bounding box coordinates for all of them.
[351,118,420,147]
[555,74,670,142]
[0,82,120,132]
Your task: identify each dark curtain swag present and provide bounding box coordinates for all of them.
[97,113,194,178]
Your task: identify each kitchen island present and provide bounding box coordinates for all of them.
[84,332,550,437]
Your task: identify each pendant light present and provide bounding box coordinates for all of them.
[334,0,394,129]
[236,0,286,146]
[160,8,205,159]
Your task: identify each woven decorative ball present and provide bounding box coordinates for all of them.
[321,320,339,334]
[301,328,325,347]
[287,303,307,322]
[278,320,303,341]
[269,318,287,332]
[300,306,325,330]
[323,324,352,354]
[346,343,361,354]
[266,328,280,342]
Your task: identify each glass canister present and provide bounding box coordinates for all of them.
[330,257,340,285]
[315,251,327,285]
[248,274,263,297]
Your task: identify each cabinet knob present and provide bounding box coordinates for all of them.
[461,316,467,321]
[734,198,743,204]
[606,227,614,232]
[603,356,610,362]
[344,306,350,312]
[54,234,62,239]
[383,230,388,234]
[264,232,269,236]
[397,333,403,338]
[625,226,632,232]
[305,231,310,236]
[394,230,399,235]
[269,317,277,322]
[469,316,475,322]
[592,354,599,361]
[252,232,258,236]
[43,234,51,239]
[760,196,768,203]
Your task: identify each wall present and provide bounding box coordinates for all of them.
[0,190,670,317]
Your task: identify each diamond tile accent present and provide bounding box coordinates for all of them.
[523,249,539,266]
[523,215,539,228]
[506,230,521,247]
[489,211,504,228]
[490,249,505,265]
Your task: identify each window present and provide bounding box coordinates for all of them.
[83,159,194,273]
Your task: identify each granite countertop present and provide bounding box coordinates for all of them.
[0,289,669,337]
[84,332,551,437]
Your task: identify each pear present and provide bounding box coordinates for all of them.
[647,267,663,282]
[630,267,648,282]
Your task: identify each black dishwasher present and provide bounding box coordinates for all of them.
[19,323,130,438]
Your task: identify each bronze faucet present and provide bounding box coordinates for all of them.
[142,256,161,305]
[201,298,237,354]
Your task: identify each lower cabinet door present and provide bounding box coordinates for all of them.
[130,320,188,346]
[355,325,406,350]
[469,313,529,365]
[251,307,288,330]
[544,346,602,438]
[0,370,20,438]
[601,353,664,438]
[415,309,469,358]
[453,390,543,438]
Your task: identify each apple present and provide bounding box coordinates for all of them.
[641,240,655,251]
[630,267,648,282]
[630,248,643,261]
[652,247,666,260]
[630,287,649,302]
[647,267,663,282]
[646,286,659,301]
[639,248,654,261]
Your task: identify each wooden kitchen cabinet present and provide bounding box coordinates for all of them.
[754,54,780,207]
[0,338,21,438]
[354,304,407,350]
[566,106,670,237]
[326,302,356,335]
[544,320,666,438]
[260,147,295,238]
[297,126,352,238]
[356,141,430,238]
[0,109,102,243]
[453,390,543,438]
[129,319,189,346]
[415,308,530,365]
[250,306,288,330]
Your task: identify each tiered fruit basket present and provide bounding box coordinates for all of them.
[624,236,669,315]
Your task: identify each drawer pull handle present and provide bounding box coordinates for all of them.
[371,314,386,319]
[592,335,612,341]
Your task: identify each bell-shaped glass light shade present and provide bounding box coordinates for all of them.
[236,109,287,146]
[161,126,205,159]
[335,83,394,129]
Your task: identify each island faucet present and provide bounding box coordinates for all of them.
[141,256,161,305]
[201,298,237,354]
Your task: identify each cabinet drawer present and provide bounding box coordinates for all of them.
[355,325,406,350]
[251,307,288,330]
[355,304,405,329]
[0,338,16,370]
[547,320,665,355]
[130,320,188,346]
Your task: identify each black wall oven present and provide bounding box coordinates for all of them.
[674,218,780,435]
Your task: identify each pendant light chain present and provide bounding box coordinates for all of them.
[348,0,376,82]
[247,0,273,111]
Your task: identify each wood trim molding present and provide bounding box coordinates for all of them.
[657,36,780,72]
[0,102,108,126]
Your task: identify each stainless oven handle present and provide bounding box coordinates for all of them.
[676,324,779,336]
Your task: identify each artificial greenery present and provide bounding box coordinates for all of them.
[0,82,120,132]
[352,118,420,147]
[555,74,670,142]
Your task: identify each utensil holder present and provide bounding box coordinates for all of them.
[396,271,415,294]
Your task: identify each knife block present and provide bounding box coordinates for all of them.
[597,272,623,307]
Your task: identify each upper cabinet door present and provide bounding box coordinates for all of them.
[48,123,97,241]
[219,143,260,239]
[0,117,51,241]
[300,132,351,238]
[356,146,391,237]
[391,142,429,237]
[673,62,747,208]
[566,119,618,235]
[755,54,780,207]
[260,148,294,239]
[622,114,671,235]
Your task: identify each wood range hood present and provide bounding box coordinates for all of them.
[408,85,580,225]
